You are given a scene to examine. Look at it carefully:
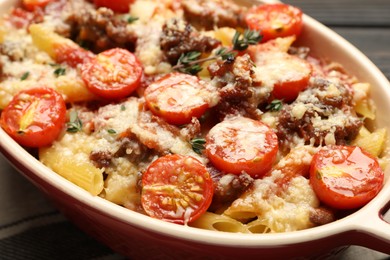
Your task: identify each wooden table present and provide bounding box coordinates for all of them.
[0,1,389,259]
[285,0,390,81]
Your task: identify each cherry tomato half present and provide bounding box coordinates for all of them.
[245,3,303,42]
[310,145,384,209]
[144,72,214,125]
[23,0,53,11]
[93,0,134,13]
[205,117,278,178]
[81,48,143,100]
[1,87,66,147]
[141,154,214,224]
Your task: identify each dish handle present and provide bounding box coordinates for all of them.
[350,198,390,254]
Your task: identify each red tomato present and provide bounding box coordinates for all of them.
[23,0,52,11]
[141,154,213,224]
[310,145,384,209]
[1,87,66,147]
[144,72,213,125]
[245,3,303,42]
[54,43,95,68]
[205,117,278,178]
[81,48,143,100]
[93,0,134,13]
[254,51,312,102]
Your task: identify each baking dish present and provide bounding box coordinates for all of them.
[0,0,389,258]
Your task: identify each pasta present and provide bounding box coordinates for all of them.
[0,0,387,233]
[39,132,104,196]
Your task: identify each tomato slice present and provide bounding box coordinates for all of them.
[310,145,384,209]
[205,117,278,178]
[93,0,134,13]
[81,48,143,100]
[245,3,303,42]
[144,72,214,125]
[1,87,66,147]
[23,0,53,11]
[253,50,312,102]
[141,154,213,224]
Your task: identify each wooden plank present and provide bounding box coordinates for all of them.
[284,0,390,27]
[331,27,390,80]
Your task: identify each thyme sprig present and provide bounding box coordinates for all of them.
[173,29,262,75]
[175,51,203,75]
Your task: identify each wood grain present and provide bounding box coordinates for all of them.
[284,0,390,26]
[282,0,390,79]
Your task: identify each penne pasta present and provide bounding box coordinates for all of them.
[189,212,249,233]
[39,132,104,196]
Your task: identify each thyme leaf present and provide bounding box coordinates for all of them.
[127,16,139,23]
[190,138,206,155]
[232,29,263,51]
[20,72,30,81]
[66,110,83,133]
[54,67,66,77]
[107,129,117,134]
[266,99,283,112]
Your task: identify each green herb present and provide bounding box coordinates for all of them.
[66,111,83,133]
[127,16,139,23]
[266,99,283,111]
[173,29,262,75]
[20,72,30,81]
[54,67,66,77]
[107,129,117,134]
[174,51,203,75]
[190,138,206,155]
[215,47,237,61]
[120,104,126,111]
[232,29,263,51]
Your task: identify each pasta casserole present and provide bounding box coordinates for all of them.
[0,0,387,234]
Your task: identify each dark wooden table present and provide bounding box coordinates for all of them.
[285,0,390,81]
[0,1,389,259]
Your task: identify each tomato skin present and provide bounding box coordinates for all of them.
[245,3,303,42]
[144,72,213,125]
[23,0,52,11]
[141,154,213,224]
[1,87,66,148]
[205,117,278,178]
[249,47,312,102]
[54,43,95,68]
[81,48,143,100]
[271,54,312,102]
[93,0,134,13]
[310,145,384,209]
